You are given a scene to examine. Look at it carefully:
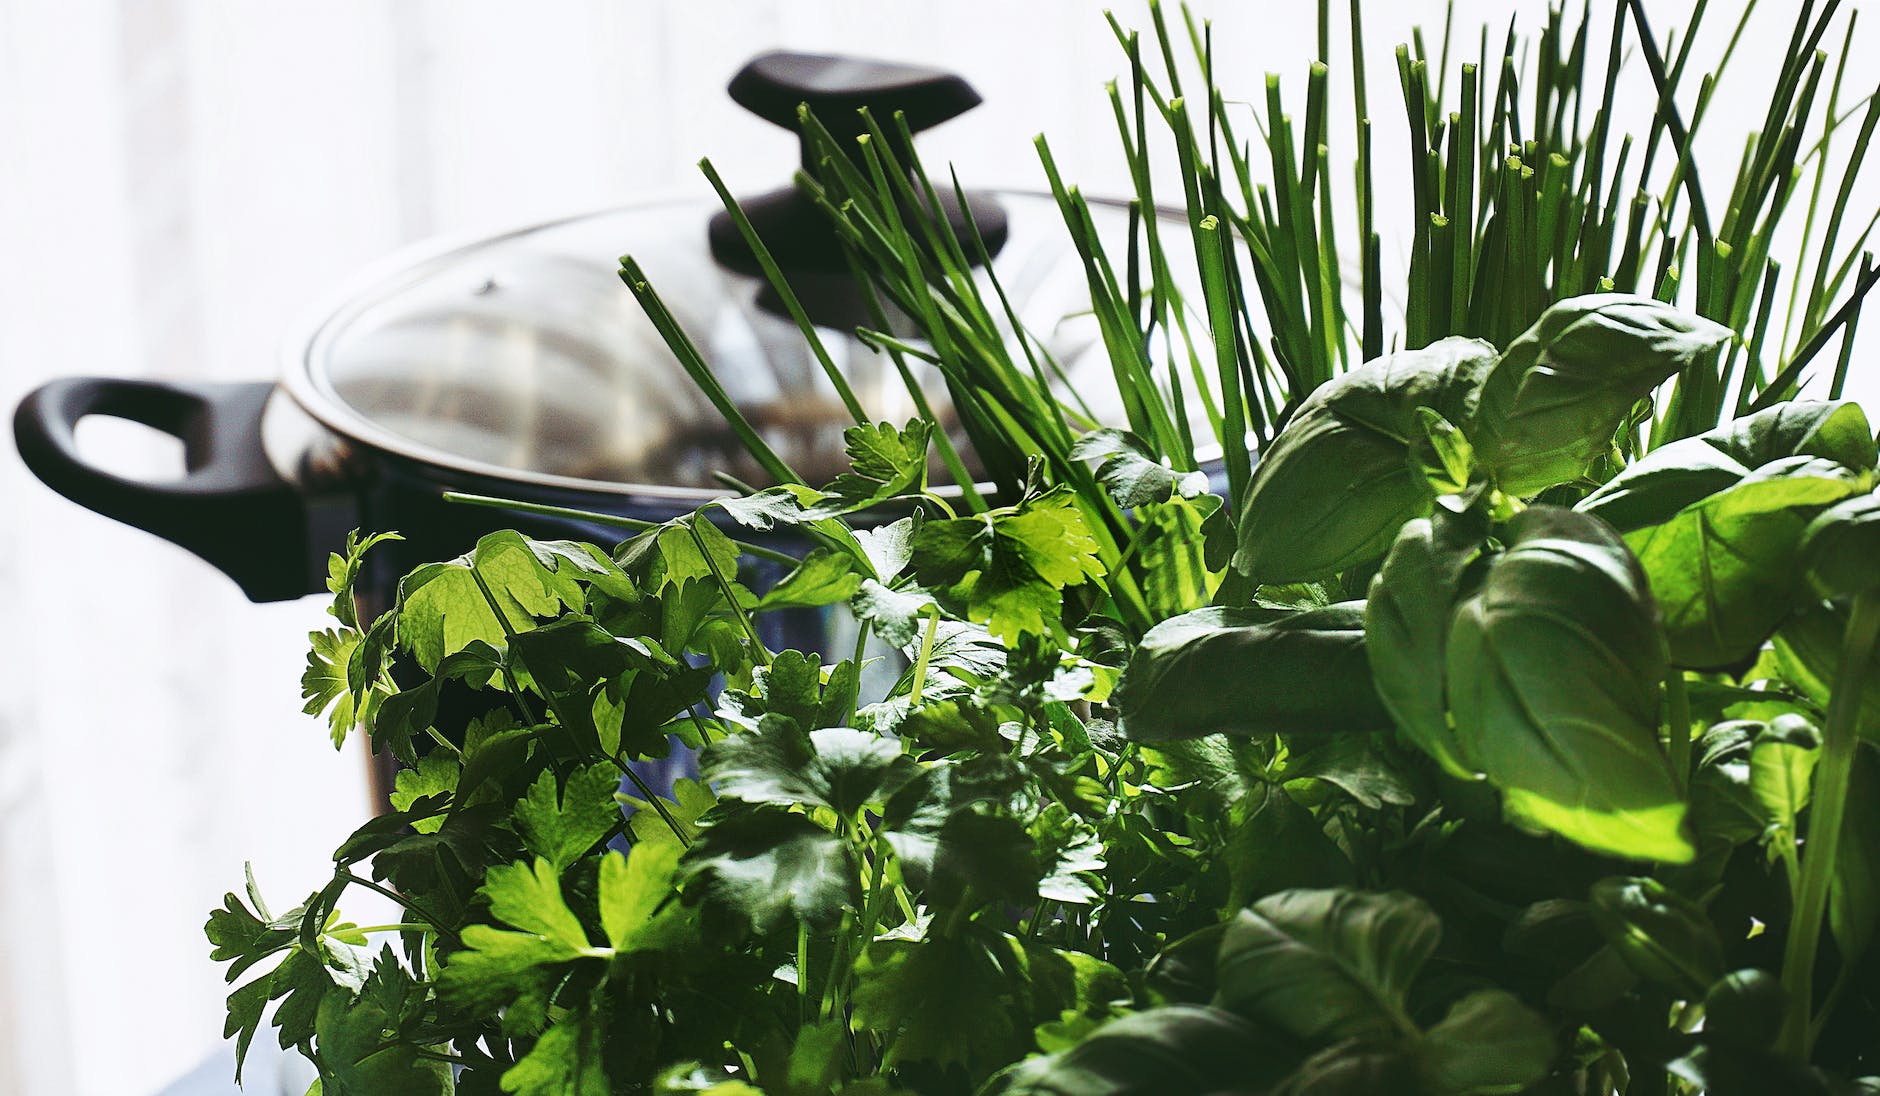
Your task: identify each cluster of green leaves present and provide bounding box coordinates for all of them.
[214,2,1880,1095]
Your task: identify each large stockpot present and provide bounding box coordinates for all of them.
[14,51,1194,636]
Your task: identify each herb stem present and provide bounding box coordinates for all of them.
[1779,588,1880,1058]
[442,491,802,567]
[464,566,542,728]
[908,610,940,704]
[689,517,771,668]
[617,765,690,849]
[1665,666,1693,792]
[423,727,463,759]
[465,562,690,846]
[341,871,462,947]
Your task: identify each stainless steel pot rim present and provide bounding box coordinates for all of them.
[277,190,1223,505]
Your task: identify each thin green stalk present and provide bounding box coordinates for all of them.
[1665,666,1693,793]
[423,727,463,759]
[464,567,542,728]
[441,492,803,567]
[688,517,770,668]
[468,563,688,846]
[342,871,463,947]
[908,609,940,704]
[698,159,868,426]
[1779,588,1880,1058]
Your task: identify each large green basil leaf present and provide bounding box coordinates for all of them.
[1800,491,1880,598]
[1773,600,1880,743]
[1417,988,1557,1095]
[1365,510,1490,777]
[1472,294,1731,496]
[1576,402,1874,668]
[1613,458,1861,668]
[1117,603,1389,740]
[1577,401,1874,526]
[980,1005,1295,1095]
[1747,715,1821,832]
[1446,507,1693,862]
[1588,876,1724,997]
[1232,337,1496,583]
[1213,888,1437,1045]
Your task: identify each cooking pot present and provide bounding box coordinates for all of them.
[14,51,1193,623]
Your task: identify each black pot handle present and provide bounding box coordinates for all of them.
[14,377,313,602]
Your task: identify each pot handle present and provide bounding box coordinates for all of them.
[13,377,314,602]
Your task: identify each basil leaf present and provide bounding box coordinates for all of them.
[1417,988,1556,1095]
[1578,401,1874,527]
[1118,602,1389,740]
[1747,715,1821,831]
[1213,888,1437,1045]
[1800,491,1880,598]
[1070,427,1211,508]
[1365,510,1489,777]
[1773,600,1880,743]
[1622,459,1860,667]
[1578,401,1874,667]
[1446,507,1693,863]
[1588,876,1724,997]
[1472,294,1731,496]
[1232,337,1497,583]
[980,1005,1293,1096]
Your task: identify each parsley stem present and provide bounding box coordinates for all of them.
[442,491,802,567]
[909,610,940,704]
[465,541,692,847]
[424,727,463,759]
[618,764,691,849]
[465,566,542,727]
[844,620,871,727]
[689,516,771,668]
[341,871,462,947]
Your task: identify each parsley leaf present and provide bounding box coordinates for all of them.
[1069,428,1209,509]
[500,1000,612,1096]
[679,809,857,932]
[911,486,1106,645]
[514,764,625,871]
[396,531,624,672]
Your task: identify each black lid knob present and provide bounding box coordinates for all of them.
[728,51,983,168]
[708,50,1009,320]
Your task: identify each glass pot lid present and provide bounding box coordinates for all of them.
[282,52,1195,499]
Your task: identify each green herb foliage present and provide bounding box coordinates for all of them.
[214,2,1880,1094]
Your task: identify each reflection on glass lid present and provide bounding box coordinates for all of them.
[303,194,1181,492]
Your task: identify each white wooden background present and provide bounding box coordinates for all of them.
[1,2,1874,1093]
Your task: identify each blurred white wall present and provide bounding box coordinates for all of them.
[0,2,1874,1094]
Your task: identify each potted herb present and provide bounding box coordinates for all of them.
[210,2,1880,1093]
